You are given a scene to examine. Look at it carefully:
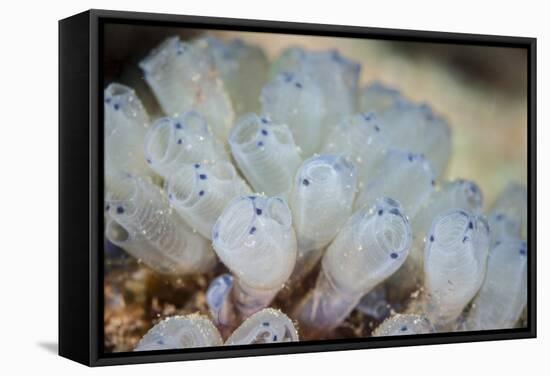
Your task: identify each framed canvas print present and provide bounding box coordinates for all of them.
[59,9,536,366]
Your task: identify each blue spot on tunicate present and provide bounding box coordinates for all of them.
[214,231,219,239]
[496,214,504,221]
[257,141,264,147]
[116,206,124,214]
[157,339,165,345]
[295,82,303,89]
[363,113,372,121]
[256,208,262,215]
[401,326,408,332]
[430,235,434,242]
[249,226,256,235]
[463,236,469,243]
[390,252,398,259]
[378,209,384,216]
[168,194,173,200]
[389,208,400,216]
[113,103,120,110]
[468,221,473,229]
[199,174,207,180]
[175,123,182,129]
[283,72,293,82]
[199,190,205,196]
[520,248,527,256]
[261,117,269,124]
[262,129,268,136]
[273,335,278,341]
[177,139,182,144]
[146,158,152,164]
[374,125,380,132]
[105,97,111,104]
[431,180,436,186]
[303,179,310,186]
[248,196,256,200]
[408,153,414,162]
[105,205,110,211]
[262,322,269,327]
[194,163,200,169]
[495,240,501,246]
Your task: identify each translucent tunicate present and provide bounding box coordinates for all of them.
[134,314,223,351]
[289,154,357,281]
[212,195,297,317]
[166,161,251,239]
[225,308,299,345]
[143,111,228,179]
[266,47,360,154]
[491,183,528,239]
[105,173,216,275]
[104,83,154,187]
[261,71,327,156]
[372,314,435,336]
[195,36,268,115]
[271,47,359,122]
[389,179,484,295]
[463,239,528,330]
[358,81,403,116]
[229,113,302,198]
[139,36,234,140]
[354,150,435,218]
[423,210,490,328]
[487,212,521,248]
[379,100,451,177]
[322,113,389,188]
[295,198,412,331]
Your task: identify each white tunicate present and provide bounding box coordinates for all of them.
[354,149,435,217]
[225,308,299,345]
[261,71,327,157]
[143,111,228,179]
[290,154,357,281]
[206,274,236,331]
[104,173,216,275]
[462,239,527,331]
[322,113,389,188]
[212,195,297,317]
[268,47,360,152]
[359,81,403,116]
[491,183,528,239]
[272,47,359,117]
[134,315,223,351]
[392,179,484,293]
[487,212,521,248]
[139,36,234,140]
[104,83,154,186]
[296,198,412,331]
[165,161,251,239]
[424,210,490,328]
[195,36,268,115]
[379,100,451,177]
[229,113,302,198]
[372,314,435,337]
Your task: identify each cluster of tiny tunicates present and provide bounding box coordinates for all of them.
[103,34,528,349]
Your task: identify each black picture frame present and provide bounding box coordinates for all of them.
[59,9,537,367]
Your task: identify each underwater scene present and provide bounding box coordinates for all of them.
[102,25,528,352]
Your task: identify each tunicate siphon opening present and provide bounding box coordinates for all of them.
[230,114,261,145]
[266,198,292,228]
[216,197,256,248]
[106,220,130,243]
[145,119,173,164]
